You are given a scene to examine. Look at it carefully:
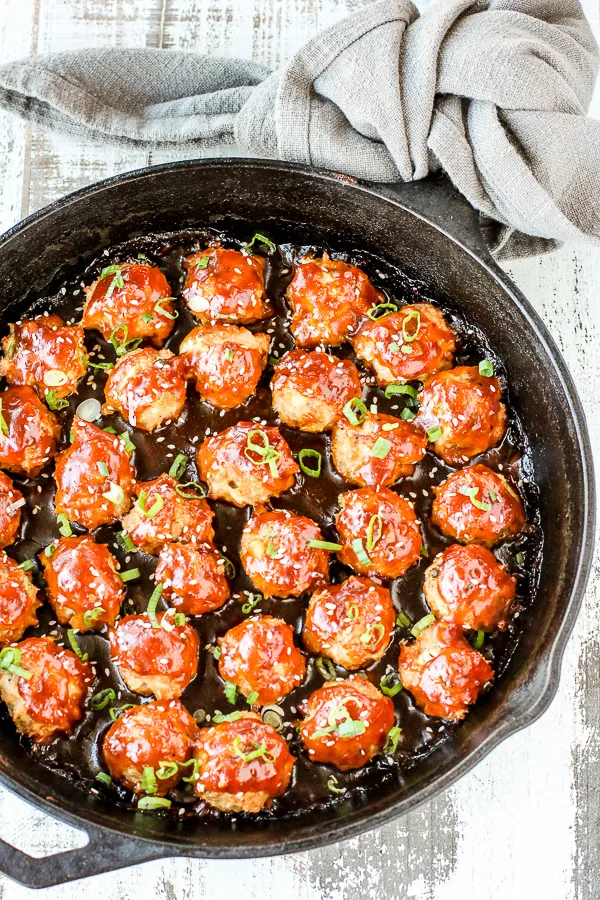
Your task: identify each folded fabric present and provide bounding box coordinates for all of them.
[0,0,598,259]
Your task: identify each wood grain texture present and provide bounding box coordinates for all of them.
[0,0,598,897]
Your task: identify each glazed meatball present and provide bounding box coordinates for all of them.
[193,712,294,813]
[271,350,361,433]
[335,487,422,580]
[197,422,299,508]
[0,472,24,548]
[424,544,517,632]
[102,699,198,795]
[0,386,61,476]
[40,536,124,632]
[102,348,187,432]
[183,247,272,325]
[415,366,507,465]
[110,613,200,700]
[353,303,455,386]
[331,411,427,487]
[298,675,395,771]
[0,553,41,643]
[240,509,329,599]
[286,254,383,348]
[180,324,270,410]
[399,620,494,720]
[82,262,175,346]
[431,464,526,546]
[121,474,214,555]
[303,577,395,669]
[54,417,135,531]
[0,636,92,743]
[0,315,87,400]
[155,542,230,616]
[218,615,306,706]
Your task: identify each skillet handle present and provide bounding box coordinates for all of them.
[0,822,167,888]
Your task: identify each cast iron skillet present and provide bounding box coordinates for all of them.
[0,160,593,888]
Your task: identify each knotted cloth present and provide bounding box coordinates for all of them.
[0,0,598,258]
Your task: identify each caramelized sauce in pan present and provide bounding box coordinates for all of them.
[0,227,543,820]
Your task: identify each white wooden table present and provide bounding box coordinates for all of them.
[0,1,598,897]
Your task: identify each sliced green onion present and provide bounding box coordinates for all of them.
[428,426,442,442]
[241,593,261,614]
[100,264,124,299]
[109,704,135,721]
[389,342,400,354]
[261,704,284,732]
[224,681,238,705]
[410,613,435,638]
[315,657,336,681]
[342,397,367,426]
[352,538,372,567]
[156,760,179,780]
[359,623,385,646]
[367,303,398,320]
[337,719,366,739]
[0,647,32,679]
[95,772,112,785]
[102,482,125,506]
[145,496,164,519]
[212,710,241,724]
[169,453,188,480]
[327,775,345,794]
[383,725,402,754]
[347,604,358,621]
[194,255,210,269]
[245,233,276,255]
[44,542,56,558]
[307,539,342,551]
[83,607,105,628]
[489,488,497,503]
[118,431,136,454]
[458,485,492,512]
[225,348,234,362]
[57,513,72,537]
[473,629,485,650]
[137,797,171,810]
[88,360,115,370]
[246,691,259,706]
[244,430,281,477]
[103,426,117,434]
[401,408,416,421]
[119,568,140,583]
[147,583,163,628]
[384,383,418,400]
[109,324,142,357]
[396,610,412,629]
[401,309,421,343]
[233,736,275,763]
[380,674,403,697]
[142,313,153,324]
[298,448,322,478]
[181,758,200,783]
[211,645,222,660]
[371,437,392,459]
[45,390,69,411]
[91,687,116,710]
[0,399,9,437]
[265,540,278,558]
[479,359,494,377]
[154,298,179,320]
[4,337,15,359]
[175,482,207,500]
[97,461,109,477]
[116,530,136,552]
[67,629,88,661]
[516,551,525,565]
[366,514,383,551]
[19,560,36,572]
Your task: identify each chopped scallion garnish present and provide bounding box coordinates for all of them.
[383,725,402,754]
[241,593,261,614]
[0,647,32,680]
[0,399,9,437]
[246,691,259,706]
[95,772,112,785]
[367,303,398,320]
[351,538,372,567]
[154,298,179,319]
[174,482,207,500]
[410,613,435,638]
[109,324,142,357]
[315,657,336,681]
[119,568,140,583]
[19,560,36,572]
[395,610,412,629]
[67,629,88,661]
[212,711,241,724]
[366,514,383,551]
[428,426,442,442]
[245,233,276,255]
[83,607,105,628]
[147,584,163,628]
[168,453,188,481]
[116,530,136,552]
[384,383,418,400]
[137,797,171,810]
[97,461,109,477]
[57,513,72,537]
[342,397,367,426]
[92,687,116,710]
[109,704,135,721]
[380,674,403,697]
[45,390,69,411]
[458,485,492,511]
[327,775,345,794]
[100,265,124,299]
[307,540,342,551]
[298,448,322,478]
[479,359,494,377]
[102,482,125,506]
[224,681,238,705]
[371,437,392,459]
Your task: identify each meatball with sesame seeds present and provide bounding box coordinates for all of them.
[240,509,329,599]
[180,324,270,410]
[40,536,125,632]
[271,350,362,433]
[102,699,198,795]
[193,712,295,813]
[102,347,187,432]
[353,303,455,386]
[0,635,93,743]
[299,676,395,771]
[423,544,517,632]
[218,615,306,706]
[82,262,176,346]
[0,472,24,548]
[331,411,427,487]
[415,366,507,465]
[0,386,61,477]
[110,613,200,700]
[0,315,87,401]
[335,487,422,580]
[0,553,41,644]
[287,254,383,348]
[54,417,135,531]
[155,542,230,616]
[183,247,272,325]
[303,577,395,670]
[431,464,526,547]
[121,474,214,555]
[197,422,299,508]
[399,620,494,720]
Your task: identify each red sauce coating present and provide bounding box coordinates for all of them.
[218,615,306,705]
[102,699,199,794]
[0,314,88,399]
[40,536,124,632]
[194,713,295,813]
[54,417,135,531]
[240,509,329,599]
[110,613,200,700]
[82,262,175,345]
[331,411,427,486]
[415,366,507,465]
[180,324,270,410]
[353,303,456,385]
[183,247,272,325]
[303,577,395,669]
[0,553,41,643]
[121,474,214,555]
[102,347,187,432]
[423,544,517,632]
[197,422,299,508]
[431,464,526,547]
[0,472,23,548]
[0,385,61,476]
[0,635,93,743]
[335,486,422,579]
[155,542,230,616]
[271,350,362,432]
[298,676,395,771]
[398,620,494,719]
[286,254,383,348]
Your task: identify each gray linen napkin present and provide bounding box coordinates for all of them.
[0,0,598,259]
